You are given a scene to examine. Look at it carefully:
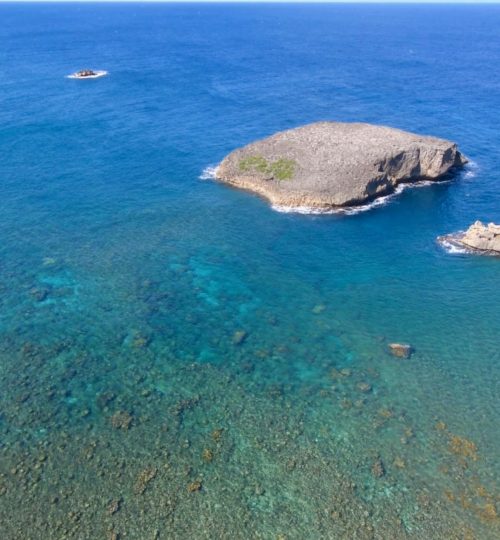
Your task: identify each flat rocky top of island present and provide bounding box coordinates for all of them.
[216,122,467,209]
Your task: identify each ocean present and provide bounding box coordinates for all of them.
[0,2,498,538]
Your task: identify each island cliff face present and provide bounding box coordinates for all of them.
[216,122,467,210]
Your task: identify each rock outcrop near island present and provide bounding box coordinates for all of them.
[439,221,500,255]
[215,122,467,210]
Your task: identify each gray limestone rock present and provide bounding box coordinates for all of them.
[439,221,500,255]
[216,122,467,210]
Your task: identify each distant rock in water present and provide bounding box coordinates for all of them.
[76,69,97,78]
[68,69,108,79]
[438,221,500,255]
[215,122,467,211]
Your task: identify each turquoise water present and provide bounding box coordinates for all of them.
[0,3,499,538]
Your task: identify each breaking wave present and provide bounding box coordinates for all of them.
[199,165,219,180]
[463,160,479,180]
[438,237,470,255]
[272,180,436,216]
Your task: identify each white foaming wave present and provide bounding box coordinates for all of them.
[198,166,454,216]
[438,237,470,255]
[199,165,219,180]
[463,160,479,180]
[271,204,336,215]
[272,180,436,216]
[66,70,108,79]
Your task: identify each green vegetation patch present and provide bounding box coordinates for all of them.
[269,158,295,180]
[239,155,269,174]
[238,155,296,181]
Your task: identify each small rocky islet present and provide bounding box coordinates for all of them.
[75,69,97,78]
[68,69,108,79]
[215,121,468,211]
[439,221,500,256]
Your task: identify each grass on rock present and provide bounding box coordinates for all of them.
[239,155,295,180]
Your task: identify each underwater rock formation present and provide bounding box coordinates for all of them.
[389,343,413,358]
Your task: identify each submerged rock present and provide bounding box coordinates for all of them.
[187,480,202,493]
[110,410,133,430]
[389,343,413,358]
[357,382,372,393]
[202,448,214,463]
[134,467,157,495]
[371,457,386,478]
[29,286,50,302]
[232,330,248,345]
[438,221,500,255]
[215,122,467,210]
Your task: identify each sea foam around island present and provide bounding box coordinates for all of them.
[199,165,219,180]
[463,159,479,180]
[272,180,439,216]
[200,162,478,216]
[273,162,479,216]
[437,237,471,255]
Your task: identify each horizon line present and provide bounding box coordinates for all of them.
[3,0,500,4]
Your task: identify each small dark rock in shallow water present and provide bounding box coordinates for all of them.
[371,457,386,478]
[96,391,116,409]
[232,330,248,345]
[216,122,467,210]
[134,467,157,495]
[107,499,121,515]
[202,448,214,463]
[187,480,202,493]
[212,428,224,442]
[357,382,372,393]
[110,410,133,430]
[389,343,413,358]
[29,287,49,302]
[393,457,406,470]
[438,221,500,255]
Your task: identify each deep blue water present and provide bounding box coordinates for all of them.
[0,3,499,538]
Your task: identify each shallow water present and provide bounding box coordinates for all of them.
[0,3,499,539]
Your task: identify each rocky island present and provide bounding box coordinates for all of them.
[215,122,467,211]
[438,221,500,255]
